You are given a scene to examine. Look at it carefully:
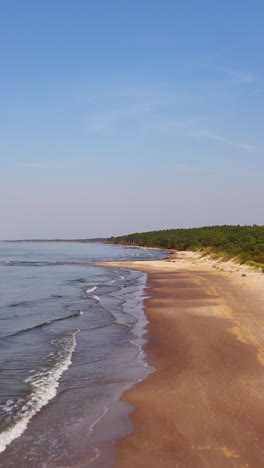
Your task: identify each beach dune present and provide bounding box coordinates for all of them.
[96,252,264,468]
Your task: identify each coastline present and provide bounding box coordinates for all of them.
[0,243,165,467]
[94,251,264,467]
[87,268,154,468]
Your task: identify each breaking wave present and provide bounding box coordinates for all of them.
[86,286,97,293]
[0,330,79,453]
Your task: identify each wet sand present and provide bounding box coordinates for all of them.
[96,252,264,468]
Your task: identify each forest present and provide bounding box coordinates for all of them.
[109,225,264,268]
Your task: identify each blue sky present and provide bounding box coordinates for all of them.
[1,1,263,238]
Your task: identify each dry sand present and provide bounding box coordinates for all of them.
[95,252,264,467]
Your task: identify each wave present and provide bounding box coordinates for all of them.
[0,330,79,453]
[7,312,83,338]
[90,295,101,303]
[86,286,97,293]
[1,261,70,268]
[10,295,63,308]
[106,275,124,285]
[68,278,87,284]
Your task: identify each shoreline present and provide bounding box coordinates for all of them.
[88,268,154,468]
[0,257,154,468]
[94,251,264,467]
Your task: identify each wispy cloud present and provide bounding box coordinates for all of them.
[155,119,200,134]
[227,69,255,84]
[212,67,255,84]
[154,120,257,154]
[174,163,191,170]
[171,162,233,175]
[81,83,205,133]
[190,130,257,152]
[77,84,166,103]
[14,162,70,168]
[85,103,152,133]
[76,84,204,106]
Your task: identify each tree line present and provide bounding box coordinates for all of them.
[109,225,264,267]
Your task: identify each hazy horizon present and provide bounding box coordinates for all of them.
[1,1,263,239]
[2,222,263,242]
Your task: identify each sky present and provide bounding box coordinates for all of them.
[0,0,263,239]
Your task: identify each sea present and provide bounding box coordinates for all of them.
[0,242,166,467]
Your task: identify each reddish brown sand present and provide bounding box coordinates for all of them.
[95,252,264,468]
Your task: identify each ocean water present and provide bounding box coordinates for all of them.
[0,242,166,467]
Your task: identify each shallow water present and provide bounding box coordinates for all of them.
[0,242,166,467]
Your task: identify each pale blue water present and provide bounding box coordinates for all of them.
[0,242,166,467]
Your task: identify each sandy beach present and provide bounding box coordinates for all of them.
[95,251,264,468]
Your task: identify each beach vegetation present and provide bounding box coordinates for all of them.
[109,225,264,268]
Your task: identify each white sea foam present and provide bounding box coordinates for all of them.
[0,330,79,453]
[86,272,155,465]
[106,275,124,285]
[86,286,97,293]
[90,295,101,303]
